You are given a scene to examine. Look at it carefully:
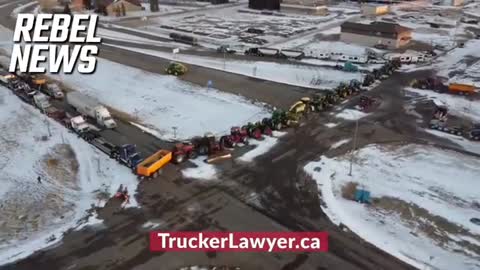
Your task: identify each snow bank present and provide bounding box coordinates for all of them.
[324,122,338,128]
[51,57,270,141]
[0,88,139,265]
[335,109,368,120]
[330,139,350,149]
[107,44,363,89]
[182,158,218,180]
[238,131,286,162]
[305,144,480,270]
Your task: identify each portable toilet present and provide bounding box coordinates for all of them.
[354,188,371,204]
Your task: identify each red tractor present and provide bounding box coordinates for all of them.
[191,133,223,156]
[358,96,377,111]
[220,127,249,148]
[255,121,273,136]
[172,142,198,164]
[242,122,263,140]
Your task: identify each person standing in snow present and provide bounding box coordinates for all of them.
[37,176,42,184]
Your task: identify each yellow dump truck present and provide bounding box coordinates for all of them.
[136,150,172,179]
[448,83,476,95]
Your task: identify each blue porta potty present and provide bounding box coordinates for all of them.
[354,188,371,204]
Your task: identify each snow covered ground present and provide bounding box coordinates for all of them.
[182,158,218,180]
[425,129,480,155]
[50,57,270,141]
[305,144,480,270]
[405,87,480,122]
[131,4,341,47]
[0,87,139,265]
[330,139,350,149]
[335,109,369,121]
[107,44,363,89]
[238,131,286,162]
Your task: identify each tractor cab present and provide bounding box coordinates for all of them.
[166,62,188,76]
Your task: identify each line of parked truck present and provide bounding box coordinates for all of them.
[429,102,480,141]
[0,58,403,184]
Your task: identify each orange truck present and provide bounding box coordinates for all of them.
[136,150,172,179]
[448,83,476,95]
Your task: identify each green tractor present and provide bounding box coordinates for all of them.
[262,110,289,131]
[349,79,362,93]
[166,62,188,76]
[335,83,352,99]
[325,92,340,106]
[285,111,302,127]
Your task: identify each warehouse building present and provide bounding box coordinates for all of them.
[105,0,143,15]
[361,3,389,16]
[248,0,280,10]
[280,0,328,15]
[340,21,412,49]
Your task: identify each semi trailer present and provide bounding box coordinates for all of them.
[66,92,117,129]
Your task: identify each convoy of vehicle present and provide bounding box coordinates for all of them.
[0,41,475,188]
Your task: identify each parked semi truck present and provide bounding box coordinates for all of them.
[136,150,172,179]
[45,83,64,99]
[244,47,279,57]
[278,50,304,60]
[91,138,142,169]
[66,92,117,129]
[68,115,90,134]
[32,93,62,116]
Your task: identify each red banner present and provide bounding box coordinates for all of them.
[150,232,328,252]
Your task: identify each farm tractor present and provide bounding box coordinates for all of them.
[289,97,314,115]
[172,142,198,164]
[411,77,435,89]
[349,79,362,93]
[358,96,378,111]
[191,133,232,163]
[242,122,264,140]
[166,62,188,76]
[335,83,353,99]
[363,73,375,87]
[262,110,289,131]
[220,127,249,148]
[390,58,402,70]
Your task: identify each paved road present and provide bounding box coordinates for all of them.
[0,2,468,270]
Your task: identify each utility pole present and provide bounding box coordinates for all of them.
[172,126,177,139]
[223,51,226,70]
[348,119,359,176]
[44,118,51,137]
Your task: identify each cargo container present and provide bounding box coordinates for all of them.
[136,150,172,179]
[448,83,476,95]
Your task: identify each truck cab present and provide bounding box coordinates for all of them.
[113,144,142,168]
[33,93,52,111]
[95,106,117,129]
[70,116,90,134]
[46,83,64,99]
